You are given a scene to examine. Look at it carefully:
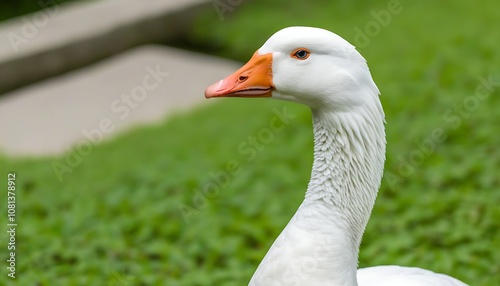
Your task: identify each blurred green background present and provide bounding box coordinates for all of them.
[1,0,499,285]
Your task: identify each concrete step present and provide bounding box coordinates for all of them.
[0,45,239,156]
[0,0,211,94]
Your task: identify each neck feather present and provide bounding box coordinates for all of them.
[307,102,386,241]
[305,100,386,278]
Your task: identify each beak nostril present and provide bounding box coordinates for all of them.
[238,75,248,82]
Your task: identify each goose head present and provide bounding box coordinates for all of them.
[205,26,380,111]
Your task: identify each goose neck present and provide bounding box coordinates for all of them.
[306,105,386,248]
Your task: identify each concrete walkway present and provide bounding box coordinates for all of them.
[0,45,239,156]
[0,0,244,156]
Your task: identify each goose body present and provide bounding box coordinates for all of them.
[205,26,468,286]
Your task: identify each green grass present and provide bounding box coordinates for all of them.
[1,0,500,285]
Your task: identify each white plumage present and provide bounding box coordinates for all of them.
[205,26,468,286]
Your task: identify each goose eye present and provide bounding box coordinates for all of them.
[291,49,310,60]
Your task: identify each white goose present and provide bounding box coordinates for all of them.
[205,26,468,286]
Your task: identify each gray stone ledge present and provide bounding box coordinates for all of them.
[0,0,211,94]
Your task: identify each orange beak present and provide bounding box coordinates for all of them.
[205,52,274,98]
